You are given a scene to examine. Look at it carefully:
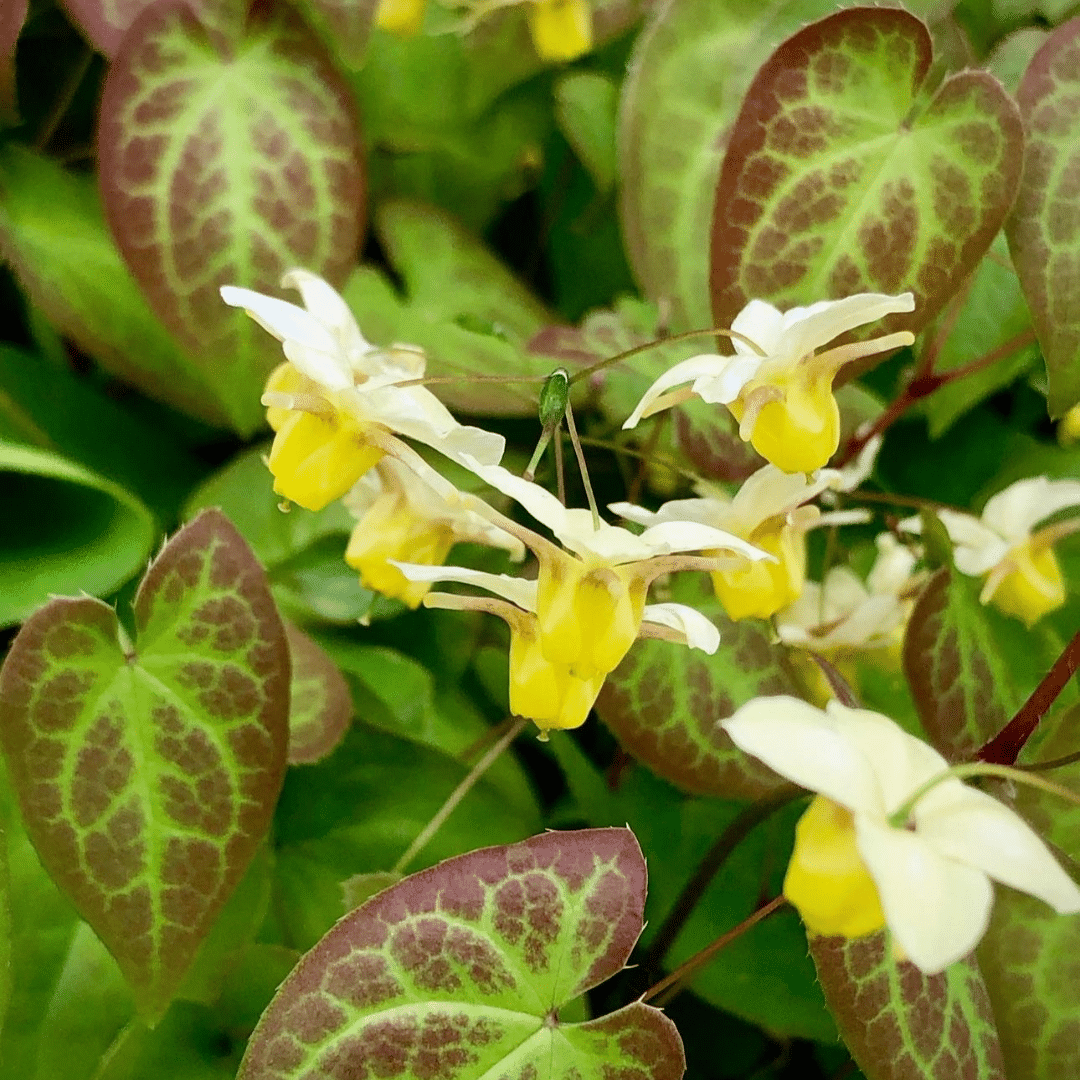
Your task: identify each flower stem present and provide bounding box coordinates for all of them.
[887,759,1080,829]
[392,717,528,876]
[640,896,787,1006]
[642,785,803,977]
[978,630,1080,766]
[564,400,600,530]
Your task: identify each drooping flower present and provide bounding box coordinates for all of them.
[221,271,504,511]
[722,696,1080,974]
[900,476,1080,626]
[777,533,921,656]
[395,460,769,731]
[343,457,523,608]
[623,293,915,473]
[612,465,866,621]
[394,563,721,733]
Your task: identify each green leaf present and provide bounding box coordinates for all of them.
[711,8,1023,344]
[811,932,1005,1080]
[290,0,377,67]
[1007,16,1080,417]
[284,622,352,766]
[922,235,1040,438]
[986,26,1051,95]
[343,200,554,417]
[0,440,157,629]
[0,510,290,1021]
[555,72,619,194]
[0,344,202,517]
[98,0,366,434]
[902,566,1028,761]
[0,146,223,427]
[239,829,685,1080]
[597,582,801,798]
[618,0,842,330]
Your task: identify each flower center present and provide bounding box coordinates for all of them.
[508,621,604,732]
[784,795,886,939]
[526,0,592,61]
[986,541,1066,627]
[711,524,805,621]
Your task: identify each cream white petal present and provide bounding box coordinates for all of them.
[692,353,763,404]
[609,497,730,531]
[389,562,538,611]
[642,602,721,653]
[721,696,884,814]
[981,477,1080,543]
[900,510,1009,575]
[825,701,950,813]
[623,354,734,430]
[731,299,786,355]
[833,435,882,493]
[867,533,918,595]
[221,286,353,390]
[281,269,370,355]
[780,293,915,361]
[636,519,771,561]
[915,785,1080,914]
[730,465,830,530]
[855,816,993,974]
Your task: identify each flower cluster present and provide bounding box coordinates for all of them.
[225,271,1079,973]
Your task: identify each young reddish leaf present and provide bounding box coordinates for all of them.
[598,591,799,799]
[284,622,351,766]
[812,932,1006,1080]
[98,0,365,434]
[0,0,27,123]
[0,509,290,1022]
[902,567,1025,762]
[60,0,152,55]
[711,7,1023,344]
[1007,16,1080,417]
[239,828,685,1080]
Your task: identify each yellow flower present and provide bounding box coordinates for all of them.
[723,697,1080,973]
[393,461,768,732]
[623,293,915,474]
[376,0,426,33]
[221,271,504,511]
[901,476,1080,627]
[343,458,523,608]
[612,464,866,622]
[526,0,591,61]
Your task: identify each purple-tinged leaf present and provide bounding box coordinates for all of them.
[60,0,152,55]
[598,587,799,799]
[0,0,26,123]
[711,7,1023,347]
[239,828,685,1080]
[1007,16,1080,417]
[290,0,377,68]
[902,566,1026,763]
[98,0,365,435]
[812,932,1005,1080]
[618,0,843,331]
[0,509,290,1022]
[284,622,351,766]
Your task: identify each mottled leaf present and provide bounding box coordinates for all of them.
[711,7,1023,345]
[0,146,223,426]
[555,72,619,194]
[240,829,685,1080]
[986,26,1051,95]
[0,0,26,123]
[0,440,157,629]
[60,0,151,55]
[597,584,800,799]
[922,235,1039,437]
[284,622,352,766]
[902,566,1027,762]
[812,932,1005,1080]
[0,812,10,1041]
[618,0,841,330]
[0,510,290,1021]
[1007,16,1080,417]
[343,201,554,417]
[98,0,365,434]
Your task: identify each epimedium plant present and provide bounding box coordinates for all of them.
[2,3,1080,1080]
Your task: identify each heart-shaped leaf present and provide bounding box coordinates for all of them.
[240,828,685,1080]
[710,7,1023,342]
[618,0,841,330]
[284,622,351,766]
[1007,16,1080,417]
[902,566,1028,762]
[597,586,799,799]
[811,932,1006,1080]
[0,509,290,1022]
[98,0,365,434]
[59,0,152,56]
